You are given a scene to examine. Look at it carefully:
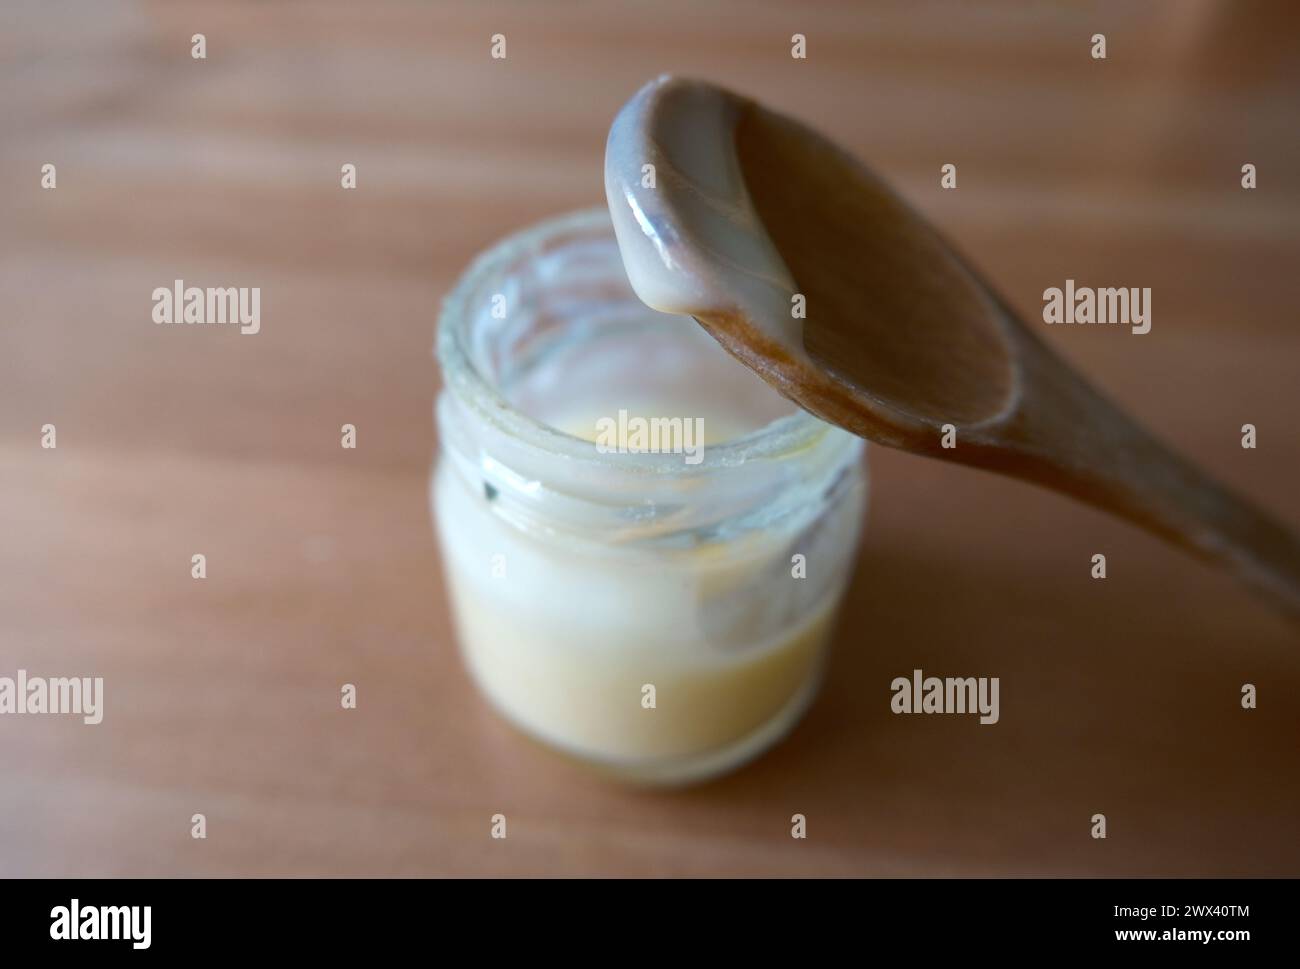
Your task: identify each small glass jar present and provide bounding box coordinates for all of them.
[433,208,867,785]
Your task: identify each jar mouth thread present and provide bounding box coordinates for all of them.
[438,207,841,475]
[435,207,866,543]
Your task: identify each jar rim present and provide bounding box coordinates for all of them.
[437,207,843,476]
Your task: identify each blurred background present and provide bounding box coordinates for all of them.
[0,0,1296,875]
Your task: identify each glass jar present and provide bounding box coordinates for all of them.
[433,208,867,785]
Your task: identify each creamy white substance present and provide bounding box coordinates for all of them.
[435,451,851,783]
[604,75,811,366]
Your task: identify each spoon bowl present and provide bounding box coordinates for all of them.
[606,75,1300,619]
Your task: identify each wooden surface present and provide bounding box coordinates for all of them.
[1,0,1297,876]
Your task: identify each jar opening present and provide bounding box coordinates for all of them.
[438,208,842,474]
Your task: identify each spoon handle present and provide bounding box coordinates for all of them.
[989,326,1300,620]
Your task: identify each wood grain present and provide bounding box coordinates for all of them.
[0,0,1297,876]
[712,93,1300,616]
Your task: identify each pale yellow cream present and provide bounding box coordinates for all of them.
[433,422,857,782]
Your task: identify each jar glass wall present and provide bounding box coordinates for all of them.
[433,208,867,785]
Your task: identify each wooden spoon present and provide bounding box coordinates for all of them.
[605,76,1300,618]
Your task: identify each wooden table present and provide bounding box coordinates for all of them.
[1,0,1296,876]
